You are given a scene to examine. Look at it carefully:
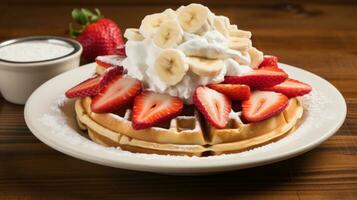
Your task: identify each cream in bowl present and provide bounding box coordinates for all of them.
[0,36,82,104]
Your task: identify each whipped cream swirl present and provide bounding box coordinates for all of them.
[122,5,256,104]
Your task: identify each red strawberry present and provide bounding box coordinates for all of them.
[207,84,250,100]
[232,101,242,112]
[70,8,124,62]
[193,86,231,128]
[262,78,312,97]
[224,68,288,89]
[260,66,287,74]
[259,55,278,68]
[96,58,113,68]
[100,66,125,85]
[91,75,142,113]
[132,91,184,130]
[65,76,102,98]
[115,44,126,57]
[242,91,288,123]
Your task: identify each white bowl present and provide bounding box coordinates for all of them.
[0,36,82,104]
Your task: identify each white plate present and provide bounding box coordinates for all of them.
[24,63,346,175]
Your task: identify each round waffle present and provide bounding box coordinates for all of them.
[75,96,303,156]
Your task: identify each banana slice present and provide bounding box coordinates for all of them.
[139,9,177,38]
[177,3,210,34]
[213,16,229,37]
[229,39,252,51]
[153,20,183,48]
[124,28,144,41]
[154,49,188,85]
[229,37,250,43]
[228,24,238,31]
[248,47,264,69]
[229,30,252,38]
[187,56,223,77]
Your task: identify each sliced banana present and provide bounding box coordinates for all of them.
[229,39,252,51]
[153,20,183,48]
[248,47,264,69]
[154,49,188,85]
[229,30,252,38]
[213,16,229,37]
[139,9,177,38]
[229,37,250,43]
[187,56,223,77]
[228,24,238,31]
[177,3,210,34]
[124,28,144,41]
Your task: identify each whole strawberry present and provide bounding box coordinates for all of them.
[69,8,125,62]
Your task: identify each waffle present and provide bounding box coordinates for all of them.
[95,65,105,75]
[75,96,303,156]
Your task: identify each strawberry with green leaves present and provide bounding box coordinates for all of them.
[69,8,125,62]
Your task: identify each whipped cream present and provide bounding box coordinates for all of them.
[96,55,124,66]
[122,5,257,104]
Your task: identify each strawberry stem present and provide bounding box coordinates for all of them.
[69,8,103,37]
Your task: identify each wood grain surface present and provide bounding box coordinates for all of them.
[0,0,356,199]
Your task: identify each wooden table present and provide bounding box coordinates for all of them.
[0,1,356,199]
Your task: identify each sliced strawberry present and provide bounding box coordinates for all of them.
[261,66,287,74]
[95,55,125,69]
[262,78,312,97]
[91,75,142,113]
[242,91,288,123]
[95,58,114,68]
[224,68,288,89]
[115,44,126,56]
[259,55,278,68]
[193,86,231,128]
[132,91,184,130]
[65,76,102,98]
[207,84,250,100]
[232,101,242,112]
[100,66,125,85]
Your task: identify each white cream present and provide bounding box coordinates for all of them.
[122,15,254,104]
[96,55,125,66]
[0,41,74,62]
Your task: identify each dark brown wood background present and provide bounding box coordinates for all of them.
[0,0,356,199]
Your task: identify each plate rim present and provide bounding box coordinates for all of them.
[24,62,347,173]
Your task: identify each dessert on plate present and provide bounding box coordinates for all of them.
[65,4,312,156]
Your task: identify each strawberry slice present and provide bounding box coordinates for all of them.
[95,55,125,69]
[262,78,312,97]
[65,76,102,98]
[96,58,113,68]
[115,44,126,57]
[132,91,184,130]
[259,55,278,68]
[91,75,142,113]
[224,68,288,89]
[207,84,250,100]
[232,101,242,112]
[100,66,125,85]
[193,86,231,128]
[242,91,288,123]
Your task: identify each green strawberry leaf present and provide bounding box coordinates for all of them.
[72,8,89,26]
[69,8,103,37]
[94,8,102,18]
[69,23,82,38]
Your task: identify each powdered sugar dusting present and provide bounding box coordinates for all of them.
[37,88,328,161]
